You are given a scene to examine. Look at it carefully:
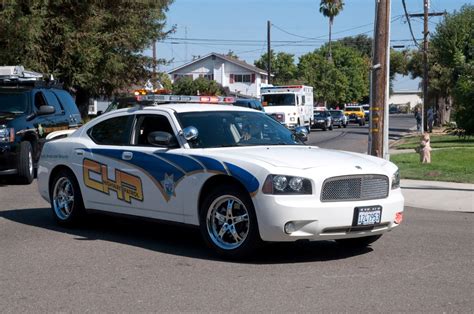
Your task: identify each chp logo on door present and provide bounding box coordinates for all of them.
[83,159,143,203]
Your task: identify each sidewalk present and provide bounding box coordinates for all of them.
[401,179,474,212]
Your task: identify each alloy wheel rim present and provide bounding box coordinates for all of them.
[53,177,75,220]
[28,151,33,176]
[206,195,250,250]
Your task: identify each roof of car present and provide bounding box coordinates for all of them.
[111,103,259,115]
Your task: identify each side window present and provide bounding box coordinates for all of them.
[135,114,178,147]
[43,90,64,113]
[302,95,305,105]
[87,115,133,145]
[53,90,80,115]
[34,91,48,110]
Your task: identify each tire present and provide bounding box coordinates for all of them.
[338,125,341,128]
[336,235,382,248]
[199,184,261,259]
[343,123,347,128]
[50,169,85,226]
[17,141,34,184]
[329,123,333,131]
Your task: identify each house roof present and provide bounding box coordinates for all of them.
[168,52,268,75]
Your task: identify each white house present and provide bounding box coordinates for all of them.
[168,53,269,98]
[389,90,423,110]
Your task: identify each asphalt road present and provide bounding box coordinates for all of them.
[307,113,416,152]
[1,113,473,312]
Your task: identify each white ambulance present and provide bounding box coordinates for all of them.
[261,85,314,131]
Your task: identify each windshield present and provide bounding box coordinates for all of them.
[345,107,361,112]
[0,91,28,114]
[261,93,296,107]
[329,110,343,117]
[314,112,327,118]
[177,111,302,148]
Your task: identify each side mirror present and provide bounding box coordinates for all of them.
[147,131,178,148]
[182,126,199,141]
[293,126,308,142]
[96,110,103,116]
[38,105,55,115]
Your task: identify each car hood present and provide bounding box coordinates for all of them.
[202,146,388,170]
[0,112,19,124]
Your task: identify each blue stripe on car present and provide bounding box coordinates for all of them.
[190,155,228,174]
[154,152,204,173]
[224,162,259,194]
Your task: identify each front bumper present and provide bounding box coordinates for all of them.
[253,188,404,242]
[0,144,18,175]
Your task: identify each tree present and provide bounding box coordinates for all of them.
[430,5,473,132]
[405,5,473,129]
[172,77,224,96]
[319,0,345,61]
[254,50,297,85]
[0,0,174,117]
[337,34,372,57]
[297,43,369,107]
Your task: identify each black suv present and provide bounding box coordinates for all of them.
[0,75,81,183]
[233,99,265,111]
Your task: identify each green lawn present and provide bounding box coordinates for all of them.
[390,148,474,183]
[394,134,474,149]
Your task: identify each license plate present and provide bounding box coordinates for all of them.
[353,206,382,226]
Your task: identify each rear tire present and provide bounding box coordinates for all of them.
[199,184,261,259]
[336,235,382,248]
[50,169,85,226]
[17,141,34,184]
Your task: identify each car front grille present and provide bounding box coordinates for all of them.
[321,174,389,202]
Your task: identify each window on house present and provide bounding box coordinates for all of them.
[234,74,251,83]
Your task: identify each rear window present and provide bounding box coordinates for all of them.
[0,91,29,113]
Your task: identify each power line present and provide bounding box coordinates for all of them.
[402,0,421,48]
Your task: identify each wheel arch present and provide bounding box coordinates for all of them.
[198,174,252,216]
[48,164,80,195]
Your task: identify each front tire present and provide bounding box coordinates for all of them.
[336,235,382,248]
[17,141,34,184]
[199,184,261,259]
[50,169,85,226]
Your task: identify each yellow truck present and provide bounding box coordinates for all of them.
[344,105,366,126]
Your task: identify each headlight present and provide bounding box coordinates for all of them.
[262,175,312,195]
[0,126,14,143]
[391,169,400,189]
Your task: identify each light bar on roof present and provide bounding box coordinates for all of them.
[137,94,234,104]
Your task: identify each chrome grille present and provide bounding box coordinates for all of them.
[321,174,389,202]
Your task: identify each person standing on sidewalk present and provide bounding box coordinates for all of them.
[415,108,422,132]
[427,107,434,133]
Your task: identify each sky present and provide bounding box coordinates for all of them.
[152,0,471,91]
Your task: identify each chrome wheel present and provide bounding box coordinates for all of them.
[27,150,33,177]
[52,177,75,220]
[206,195,250,250]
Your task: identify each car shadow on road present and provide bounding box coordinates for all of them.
[0,207,373,264]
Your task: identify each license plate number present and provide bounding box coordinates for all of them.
[354,206,382,226]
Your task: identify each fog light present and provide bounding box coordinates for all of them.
[284,222,296,234]
[394,211,403,224]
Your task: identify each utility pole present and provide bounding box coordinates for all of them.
[422,0,429,133]
[369,0,390,159]
[267,20,271,85]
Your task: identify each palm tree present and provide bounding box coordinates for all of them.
[319,0,345,61]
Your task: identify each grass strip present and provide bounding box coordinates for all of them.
[390,148,474,183]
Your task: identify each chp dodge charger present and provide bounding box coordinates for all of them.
[38,95,404,259]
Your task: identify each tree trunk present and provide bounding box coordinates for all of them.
[328,18,333,61]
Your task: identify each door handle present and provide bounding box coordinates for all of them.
[74,149,84,156]
[122,151,133,160]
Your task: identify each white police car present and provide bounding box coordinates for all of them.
[37,95,404,259]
